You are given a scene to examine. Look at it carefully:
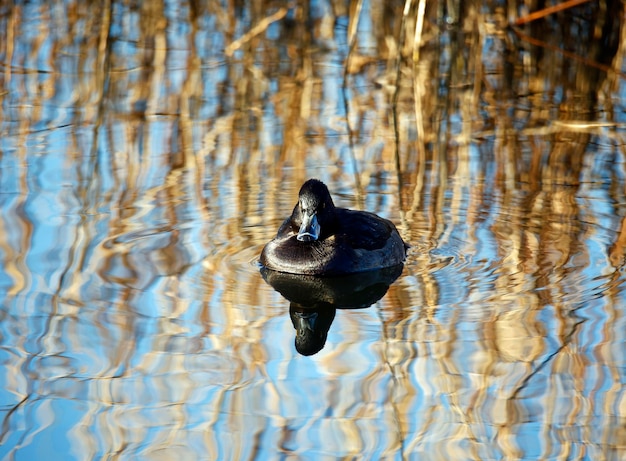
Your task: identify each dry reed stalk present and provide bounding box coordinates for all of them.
[513,28,626,78]
[514,0,593,25]
[343,0,364,207]
[224,8,287,57]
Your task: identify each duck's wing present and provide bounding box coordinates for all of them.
[276,216,295,237]
[336,209,398,251]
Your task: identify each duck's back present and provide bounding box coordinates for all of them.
[331,208,406,272]
[335,209,399,251]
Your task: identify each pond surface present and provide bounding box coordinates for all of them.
[1,1,625,460]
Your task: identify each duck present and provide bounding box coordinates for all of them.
[260,179,408,275]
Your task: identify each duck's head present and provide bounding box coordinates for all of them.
[292,179,336,242]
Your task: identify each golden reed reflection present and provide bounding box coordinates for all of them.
[0,0,624,459]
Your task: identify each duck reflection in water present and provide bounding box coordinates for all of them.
[261,265,403,355]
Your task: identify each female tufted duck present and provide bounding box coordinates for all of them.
[260,179,408,275]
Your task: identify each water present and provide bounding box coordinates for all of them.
[1,1,625,460]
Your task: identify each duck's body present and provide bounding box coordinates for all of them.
[260,179,407,275]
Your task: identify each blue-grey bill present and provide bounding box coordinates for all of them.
[297,212,320,242]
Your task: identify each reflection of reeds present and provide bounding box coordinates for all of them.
[0,1,624,459]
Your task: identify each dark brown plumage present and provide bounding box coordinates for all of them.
[260,179,408,275]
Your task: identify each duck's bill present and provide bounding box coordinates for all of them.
[297,212,320,242]
[292,310,318,332]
